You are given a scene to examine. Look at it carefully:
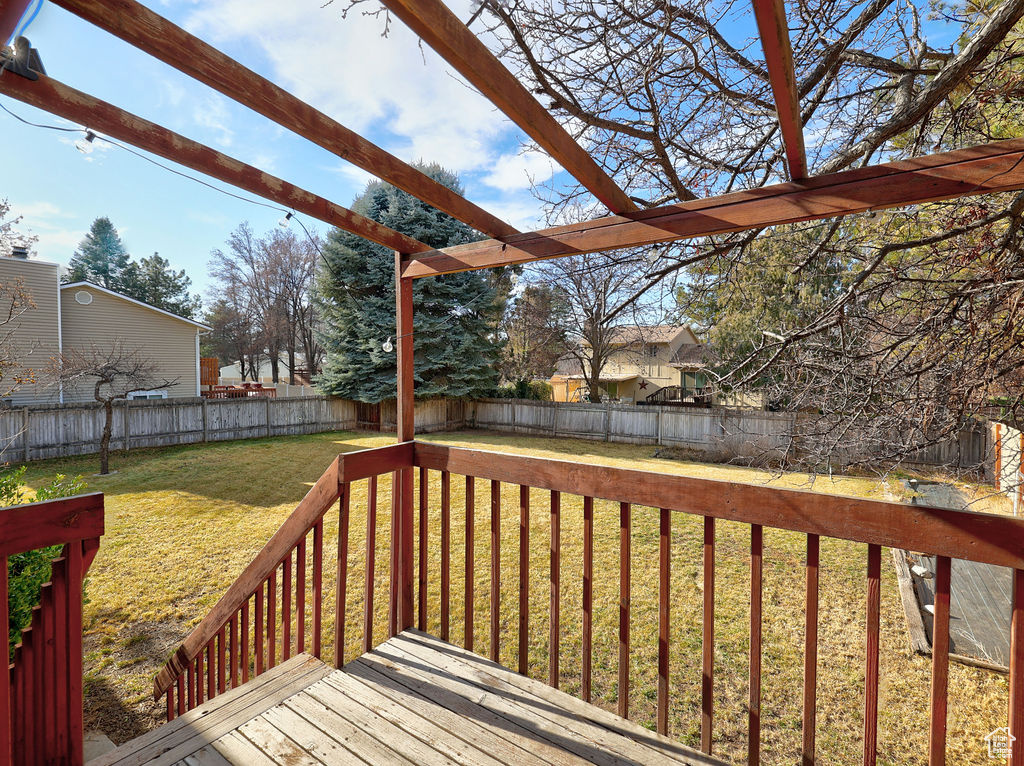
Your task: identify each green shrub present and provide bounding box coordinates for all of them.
[492,380,553,401]
[4,468,88,657]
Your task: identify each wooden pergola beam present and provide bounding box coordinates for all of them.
[752,0,807,180]
[51,0,519,240]
[379,0,637,215]
[0,0,31,45]
[0,71,430,254]
[401,138,1024,277]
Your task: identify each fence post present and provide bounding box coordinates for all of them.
[604,403,612,442]
[123,400,131,452]
[657,406,663,446]
[22,406,29,462]
[201,398,209,442]
[551,402,558,437]
[265,397,272,438]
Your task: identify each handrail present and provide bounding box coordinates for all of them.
[413,442,1024,568]
[153,441,414,698]
[0,492,105,556]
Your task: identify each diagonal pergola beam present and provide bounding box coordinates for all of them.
[752,0,807,180]
[0,0,31,45]
[379,0,637,215]
[401,138,1024,277]
[51,0,519,241]
[0,70,430,254]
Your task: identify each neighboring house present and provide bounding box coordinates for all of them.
[549,325,712,404]
[0,254,211,406]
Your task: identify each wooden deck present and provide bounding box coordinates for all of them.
[91,630,722,765]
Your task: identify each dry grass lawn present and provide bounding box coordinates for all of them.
[21,430,1012,764]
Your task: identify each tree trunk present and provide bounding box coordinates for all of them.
[100,400,113,474]
[288,346,296,385]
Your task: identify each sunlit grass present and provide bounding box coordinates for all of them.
[23,430,1010,762]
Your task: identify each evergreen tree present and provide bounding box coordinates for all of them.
[119,252,201,319]
[317,164,504,402]
[64,217,130,289]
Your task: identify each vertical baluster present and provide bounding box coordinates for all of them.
[582,496,593,703]
[803,534,820,766]
[1008,568,1023,766]
[27,611,39,764]
[267,568,277,670]
[929,555,951,765]
[749,524,763,764]
[618,502,631,719]
[441,471,451,642]
[282,550,292,661]
[242,598,250,684]
[864,543,881,766]
[491,479,501,663]
[166,689,174,722]
[297,535,307,654]
[658,508,670,736]
[41,586,56,764]
[419,466,428,632]
[519,485,530,676]
[206,641,215,700]
[13,644,24,764]
[51,555,69,758]
[176,675,185,717]
[255,582,265,676]
[550,490,561,689]
[364,476,378,654]
[336,485,351,668]
[313,519,324,659]
[187,659,196,709]
[702,516,716,755]
[217,628,226,695]
[66,540,84,765]
[466,475,475,651]
[229,615,239,689]
[0,556,8,766]
[195,651,204,705]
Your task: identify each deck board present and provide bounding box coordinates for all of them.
[91,631,724,765]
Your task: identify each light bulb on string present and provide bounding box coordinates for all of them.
[279,212,293,228]
[646,243,663,265]
[74,130,96,155]
[382,337,394,353]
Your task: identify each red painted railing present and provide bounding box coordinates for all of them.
[155,441,1024,765]
[2,493,104,766]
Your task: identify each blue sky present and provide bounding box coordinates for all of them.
[1,0,560,297]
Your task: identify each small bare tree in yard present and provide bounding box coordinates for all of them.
[51,342,177,475]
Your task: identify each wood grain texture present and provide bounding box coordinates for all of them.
[619,502,631,720]
[0,493,103,556]
[1010,569,1024,766]
[749,525,763,765]
[582,496,594,703]
[702,517,715,755]
[928,556,951,765]
[864,544,881,766]
[550,490,561,689]
[658,508,670,736]
[364,476,378,654]
[442,471,451,642]
[803,534,819,766]
[491,479,501,663]
[519,484,530,676]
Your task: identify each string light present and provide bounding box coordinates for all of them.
[279,211,293,228]
[382,337,394,353]
[646,242,664,265]
[74,129,96,155]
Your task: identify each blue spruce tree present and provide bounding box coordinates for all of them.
[316,164,505,402]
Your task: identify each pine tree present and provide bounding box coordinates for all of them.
[65,217,130,289]
[119,252,201,318]
[316,164,505,402]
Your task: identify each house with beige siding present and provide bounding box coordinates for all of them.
[0,254,209,406]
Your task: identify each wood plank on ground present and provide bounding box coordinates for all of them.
[235,716,322,766]
[258,702,354,764]
[208,732,278,765]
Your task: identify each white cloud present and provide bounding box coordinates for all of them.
[191,94,235,148]
[483,150,559,192]
[185,0,517,174]
[8,201,83,263]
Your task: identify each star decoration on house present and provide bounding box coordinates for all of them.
[638,380,649,390]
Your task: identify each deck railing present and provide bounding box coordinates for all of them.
[2,492,104,766]
[154,441,1024,765]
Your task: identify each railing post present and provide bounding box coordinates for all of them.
[394,252,415,633]
[0,555,9,766]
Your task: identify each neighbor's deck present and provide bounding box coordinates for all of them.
[90,630,721,765]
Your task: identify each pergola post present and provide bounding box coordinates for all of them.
[391,252,415,635]
[0,0,30,46]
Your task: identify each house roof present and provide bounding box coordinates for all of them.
[668,343,717,369]
[61,281,211,330]
[583,325,694,347]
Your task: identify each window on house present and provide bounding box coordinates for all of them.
[127,390,168,400]
[682,372,707,390]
